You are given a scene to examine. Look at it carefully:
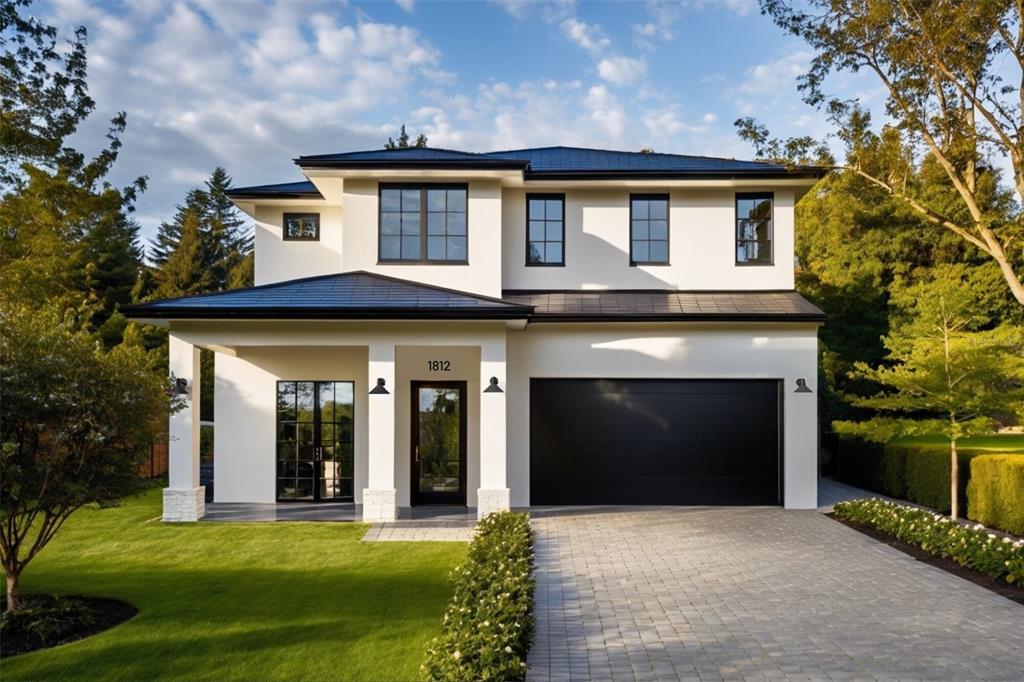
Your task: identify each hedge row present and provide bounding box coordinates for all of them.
[422,511,534,682]
[833,498,1024,587]
[835,438,1001,515]
[968,456,1024,536]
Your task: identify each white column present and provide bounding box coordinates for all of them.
[477,333,510,518]
[164,334,205,521]
[363,342,397,522]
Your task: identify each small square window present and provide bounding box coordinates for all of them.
[283,213,320,241]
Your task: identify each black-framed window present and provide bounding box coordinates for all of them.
[526,194,564,266]
[630,194,669,265]
[283,213,320,241]
[379,185,467,263]
[736,193,773,265]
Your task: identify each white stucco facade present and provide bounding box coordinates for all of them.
[139,147,824,523]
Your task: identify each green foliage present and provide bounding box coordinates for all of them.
[836,437,1022,516]
[422,512,534,682]
[833,498,1024,586]
[967,456,1024,536]
[0,0,94,188]
[1,1,146,347]
[834,266,1024,496]
[0,594,94,647]
[386,123,429,149]
[0,301,174,610]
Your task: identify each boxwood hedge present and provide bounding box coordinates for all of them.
[422,511,534,682]
[833,498,1024,587]
[967,456,1024,536]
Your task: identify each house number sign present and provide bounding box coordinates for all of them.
[426,360,452,372]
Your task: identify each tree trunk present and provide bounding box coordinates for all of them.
[5,572,19,613]
[950,439,959,520]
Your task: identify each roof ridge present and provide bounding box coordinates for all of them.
[295,146,501,161]
[485,145,785,166]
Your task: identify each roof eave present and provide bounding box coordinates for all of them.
[523,169,826,181]
[119,306,533,321]
[526,313,827,323]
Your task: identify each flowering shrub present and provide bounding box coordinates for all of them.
[422,511,534,681]
[834,498,1024,587]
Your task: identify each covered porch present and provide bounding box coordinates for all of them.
[119,271,532,524]
[164,322,514,523]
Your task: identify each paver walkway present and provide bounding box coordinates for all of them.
[527,506,1024,681]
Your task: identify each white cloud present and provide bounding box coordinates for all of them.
[703,112,718,123]
[739,50,810,95]
[559,17,610,55]
[395,0,415,12]
[597,56,647,86]
[584,85,627,141]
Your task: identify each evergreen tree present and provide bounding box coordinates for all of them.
[150,209,214,299]
[385,124,428,149]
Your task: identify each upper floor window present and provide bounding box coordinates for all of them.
[736,193,773,265]
[283,213,320,241]
[630,195,669,265]
[379,185,467,263]
[527,194,564,266]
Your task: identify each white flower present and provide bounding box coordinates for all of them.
[505,646,513,653]
[453,651,461,660]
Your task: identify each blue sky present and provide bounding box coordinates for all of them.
[41,0,880,242]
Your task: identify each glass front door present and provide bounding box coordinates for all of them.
[276,381,354,502]
[412,381,466,505]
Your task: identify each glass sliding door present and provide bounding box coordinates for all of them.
[276,381,354,502]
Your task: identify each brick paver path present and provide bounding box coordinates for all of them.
[527,507,1024,681]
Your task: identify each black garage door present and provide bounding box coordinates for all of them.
[530,379,781,505]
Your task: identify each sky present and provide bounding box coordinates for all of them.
[39,0,883,244]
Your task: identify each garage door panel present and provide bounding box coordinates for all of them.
[530,379,781,506]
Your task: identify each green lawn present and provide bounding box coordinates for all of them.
[892,433,1024,453]
[2,488,467,681]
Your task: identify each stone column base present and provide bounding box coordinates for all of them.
[476,488,511,519]
[362,489,397,522]
[163,487,205,522]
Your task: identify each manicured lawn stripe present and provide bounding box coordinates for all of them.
[2,488,466,681]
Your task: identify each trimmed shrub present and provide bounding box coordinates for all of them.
[899,445,980,515]
[422,511,534,682]
[833,498,1024,586]
[968,456,1024,536]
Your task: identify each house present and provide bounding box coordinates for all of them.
[122,146,826,522]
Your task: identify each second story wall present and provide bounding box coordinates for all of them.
[500,188,795,291]
[340,179,504,298]
[254,203,341,285]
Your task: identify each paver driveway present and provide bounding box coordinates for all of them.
[526,507,1024,681]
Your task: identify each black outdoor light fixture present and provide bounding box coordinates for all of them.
[170,377,190,397]
[483,376,504,393]
[369,377,390,395]
[794,378,813,393]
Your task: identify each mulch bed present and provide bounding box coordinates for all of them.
[829,514,1024,606]
[1,595,137,658]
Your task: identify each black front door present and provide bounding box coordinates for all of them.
[411,381,467,505]
[276,381,355,502]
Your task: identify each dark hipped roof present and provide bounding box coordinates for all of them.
[121,272,532,321]
[295,147,529,170]
[291,145,823,179]
[502,290,826,322]
[122,272,825,323]
[225,180,323,200]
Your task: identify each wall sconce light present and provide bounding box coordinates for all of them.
[170,377,190,397]
[794,378,813,393]
[483,377,504,393]
[369,378,390,395]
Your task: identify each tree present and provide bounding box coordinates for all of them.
[0,302,175,612]
[1,0,146,341]
[385,124,428,149]
[834,265,1024,518]
[0,0,93,189]
[755,0,1024,304]
[150,209,215,300]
